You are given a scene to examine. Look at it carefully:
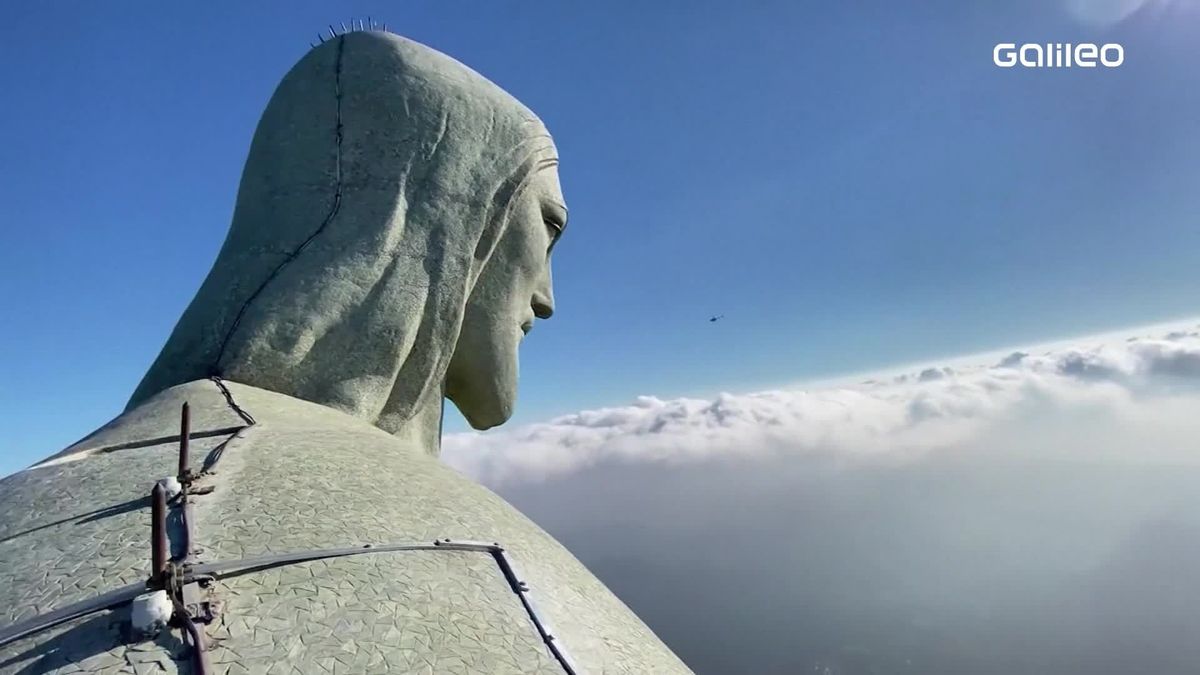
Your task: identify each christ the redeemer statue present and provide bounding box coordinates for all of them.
[0,29,690,674]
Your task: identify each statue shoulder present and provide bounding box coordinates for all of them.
[1,379,690,673]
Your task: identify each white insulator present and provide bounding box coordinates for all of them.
[130,590,172,637]
[157,477,182,500]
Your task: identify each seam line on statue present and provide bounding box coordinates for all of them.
[201,376,257,473]
[210,34,348,373]
[30,379,255,471]
[31,427,246,465]
[209,376,257,426]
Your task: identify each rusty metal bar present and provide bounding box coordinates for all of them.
[0,538,579,674]
[178,402,190,481]
[151,483,168,579]
[171,596,212,675]
[182,499,196,561]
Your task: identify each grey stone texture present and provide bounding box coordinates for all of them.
[128,30,560,439]
[0,29,689,674]
[2,380,690,673]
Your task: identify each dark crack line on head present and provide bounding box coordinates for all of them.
[210,35,348,376]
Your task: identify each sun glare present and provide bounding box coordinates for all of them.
[1063,0,1197,27]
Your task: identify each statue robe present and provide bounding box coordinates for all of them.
[0,378,690,673]
[0,29,690,674]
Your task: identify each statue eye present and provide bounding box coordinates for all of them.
[541,201,567,253]
[544,219,563,251]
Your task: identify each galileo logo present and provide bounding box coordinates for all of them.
[993,43,1124,68]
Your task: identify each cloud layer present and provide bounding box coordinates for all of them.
[444,320,1200,674]
[444,321,1200,485]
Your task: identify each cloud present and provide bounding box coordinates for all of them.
[444,322,1200,486]
[449,320,1200,673]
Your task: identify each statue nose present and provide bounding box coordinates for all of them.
[532,263,554,319]
[532,291,554,320]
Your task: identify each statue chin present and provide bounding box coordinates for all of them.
[447,380,516,430]
[445,297,524,431]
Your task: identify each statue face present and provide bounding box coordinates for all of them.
[446,165,566,429]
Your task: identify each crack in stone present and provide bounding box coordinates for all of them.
[211,35,348,375]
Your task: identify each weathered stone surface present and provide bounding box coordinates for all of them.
[127,30,562,440]
[0,434,222,627]
[0,609,182,674]
[1,380,690,673]
[0,29,688,674]
[208,553,559,674]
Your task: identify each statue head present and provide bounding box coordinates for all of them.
[128,30,566,442]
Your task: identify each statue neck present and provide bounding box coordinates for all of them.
[387,385,445,456]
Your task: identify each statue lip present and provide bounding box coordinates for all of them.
[520,320,534,336]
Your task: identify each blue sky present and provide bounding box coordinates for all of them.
[2,0,1199,475]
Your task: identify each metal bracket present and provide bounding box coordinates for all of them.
[180,581,215,625]
[2,536,579,675]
